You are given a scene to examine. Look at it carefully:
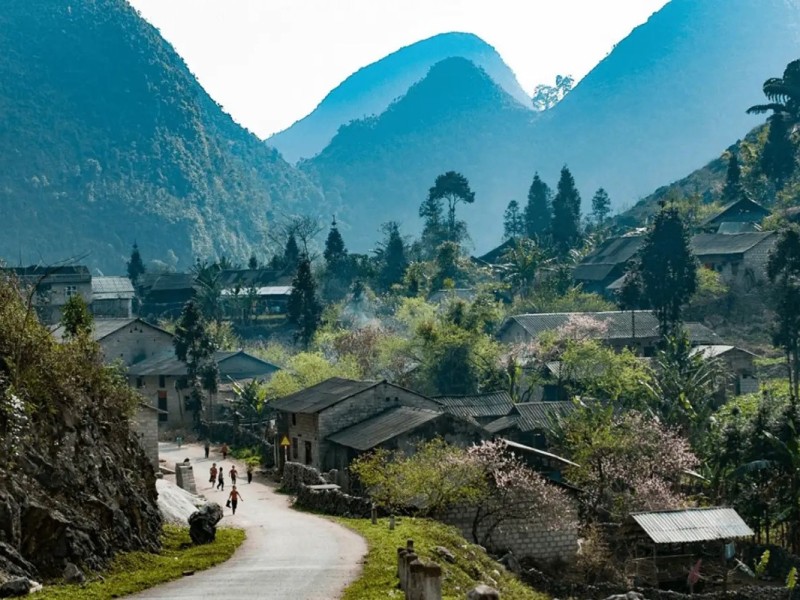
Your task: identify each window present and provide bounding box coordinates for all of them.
[136,377,144,389]
[304,441,313,466]
[291,413,297,426]
[64,285,78,298]
[292,438,299,460]
[157,391,168,423]
[158,375,166,389]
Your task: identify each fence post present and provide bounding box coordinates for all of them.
[422,562,442,600]
[407,559,425,600]
[397,548,407,589]
[466,584,500,599]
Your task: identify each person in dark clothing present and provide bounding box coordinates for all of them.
[217,466,225,491]
[209,463,218,488]
[228,486,243,515]
[246,463,253,484]
[229,465,238,486]
[204,441,210,459]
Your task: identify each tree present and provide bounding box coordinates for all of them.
[322,218,352,300]
[590,188,611,225]
[531,74,574,111]
[431,241,465,291]
[524,173,552,238]
[767,226,800,401]
[248,254,258,270]
[722,152,743,204]
[283,233,300,273]
[126,242,145,285]
[426,171,475,242]
[287,254,322,348]
[761,115,795,185]
[550,166,582,255]
[498,238,552,298]
[747,59,800,123]
[60,293,92,339]
[174,300,218,425]
[502,200,525,240]
[377,222,408,291]
[192,260,223,323]
[638,203,698,337]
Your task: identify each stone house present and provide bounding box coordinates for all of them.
[91,276,134,318]
[129,350,280,428]
[497,311,719,357]
[691,231,777,289]
[572,235,645,295]
[271,378,447,473]
[690,344,759,396]
[485,401,577,450]
[137,272,196,320]
[433,391,514,425]
[701,197,771,233]
[3,265,92,324]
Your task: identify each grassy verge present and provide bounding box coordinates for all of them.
[336,517,549,600]
[36,525,245,600]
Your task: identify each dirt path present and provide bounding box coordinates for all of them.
[130,442,366,599]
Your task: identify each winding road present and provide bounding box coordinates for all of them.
[130,442,367,600]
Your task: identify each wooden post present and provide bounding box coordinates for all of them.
[466,584,500,599]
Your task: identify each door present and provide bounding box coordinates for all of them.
[304,441,313,466]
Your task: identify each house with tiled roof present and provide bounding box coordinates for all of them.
[2,265,92,324]
[572,235,645,295]
[485,401,577,448]
[433,391,514,425]
[691,231,777,288]
[91,276,134,318]
[701,197,771,233]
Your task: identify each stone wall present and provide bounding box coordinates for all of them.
[437,504,577,563]
[293,485,372,518]
[281,462,327,493]
[131,404,159,469]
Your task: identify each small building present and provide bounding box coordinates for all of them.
[129,350,280,428]
[434,391,514,425]
[2,265,92,324]
[91,276,135,318]
[271,377,443,472]
[691,231,777,289]
[623,507,754,590]
[572,235,645,295]
[137,272,196,319]
[701,198,771,233]
[497,311,719,357]
[484,401,577,449]
[221,285,293,315]
[690,344,759,396]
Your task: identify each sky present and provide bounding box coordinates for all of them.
[129,0,670,139]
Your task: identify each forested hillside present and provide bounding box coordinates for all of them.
[0,0,323,272]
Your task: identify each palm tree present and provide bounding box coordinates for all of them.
[497,238,553,298]
[747,59,800,122]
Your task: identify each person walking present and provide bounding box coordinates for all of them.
[217,466,225,491]
[221,443,229,460]
[246,463,253,484]
[204,440,210,459]
[227,486,243,515]
[229,465,238,486]
[209,463,218,488]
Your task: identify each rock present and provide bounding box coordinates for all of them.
[63,561,85,584]
[0,578,32,598]
[499,551,521,575]
[467,584,500,600]
[0,543,37,580]
[604,593,645,600]
[188,503,223,545]
[434,546,456,563]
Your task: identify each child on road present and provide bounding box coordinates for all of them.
[217,466,225,491]
[209,463,218,488]
[228,486,243,515]
[229,465,238,486]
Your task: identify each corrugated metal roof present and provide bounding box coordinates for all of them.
[221,286,292,297]
[631,507,754,544]
[501,438,579,468]
[92,276,135,299]
[434,391,513,419]
[326,406,442,450]
[270,377,378,414]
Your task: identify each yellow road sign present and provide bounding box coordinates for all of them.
[280,435,291,447]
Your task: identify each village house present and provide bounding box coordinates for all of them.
[2,265,92,324]
[497,311,719,357]
[484,401,577,449]
[91,276,135,318]
[433,391,514,425]
[691,231,777,289]
[700,197,771,233]
[136,272,196,319]
[690,344,759,396]
[572,235,645,295]
[129,350,280,428]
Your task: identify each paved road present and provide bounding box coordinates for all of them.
[131,442,367,600]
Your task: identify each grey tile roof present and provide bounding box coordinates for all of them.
[702,198,770,227]
[573,236,644,282]
[434,391,513,419]
[691,232,775,256]
[129,350,278,378]
[326,406,443,450]
[92,276,135,299]
[149,273,196,292]
[630,507,754,544]
[485,401,577,433]
[3,265,91,284]
[270,377,378,414]
[501,311,719,344]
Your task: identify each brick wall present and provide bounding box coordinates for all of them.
[100,323,174,367]
[286,413,319,468]
[437,503,577,562]
[132,404,159,469]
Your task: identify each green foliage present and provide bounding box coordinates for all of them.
[550,165,582,255]
[591,187,612,225]
[322,218,352,300]
[768,226,800,400]
[173,300,218,423]
[497,237,553,298]
[637,203,698,336]
[126,242,146,285]
[287,255,322,348]
[426,170,475,244]
[336,517,548,600]
[376,221,408,291]
[722,152,743,203]
[36,526,245,600]
[787,566,798,591]
[503,199,525,240]
[525,172,552,238]
[510,286,615,315]
[60,293,93,340]
[263,351,361,399]
[755,550,770,578]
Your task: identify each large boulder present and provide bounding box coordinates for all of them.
[188,503,223,545]
[0,578,33,598]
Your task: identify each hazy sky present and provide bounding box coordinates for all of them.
[129,0,670,139]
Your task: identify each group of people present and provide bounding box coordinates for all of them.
[207,451,254,516]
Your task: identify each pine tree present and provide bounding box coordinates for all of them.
[503,200,525,239]
[174,300,218,424]
[379,222,408,291]
[323,218,348,275]
[248,254,258,270]
[722,153,743,204]
[283,234,300,273]
[287,254,322,347]
[550,166,582,255]
[639,203,698,337]
[761,115,796,185]
[591,188,611,225]
[524,173,552,238]
[126,242,145,285]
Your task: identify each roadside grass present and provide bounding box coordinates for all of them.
[336,517,549,600]
[36,525,245,600]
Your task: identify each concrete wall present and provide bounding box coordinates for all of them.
[437,503,578,563]
[131,404,159,470]
[100,322,174,367]
[34,282,93,324]
[93,298,132,319]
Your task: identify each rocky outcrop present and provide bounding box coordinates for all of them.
[188,503,223,545]
[0,279,162,581]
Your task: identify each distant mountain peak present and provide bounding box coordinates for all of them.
[267,31,529,163]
